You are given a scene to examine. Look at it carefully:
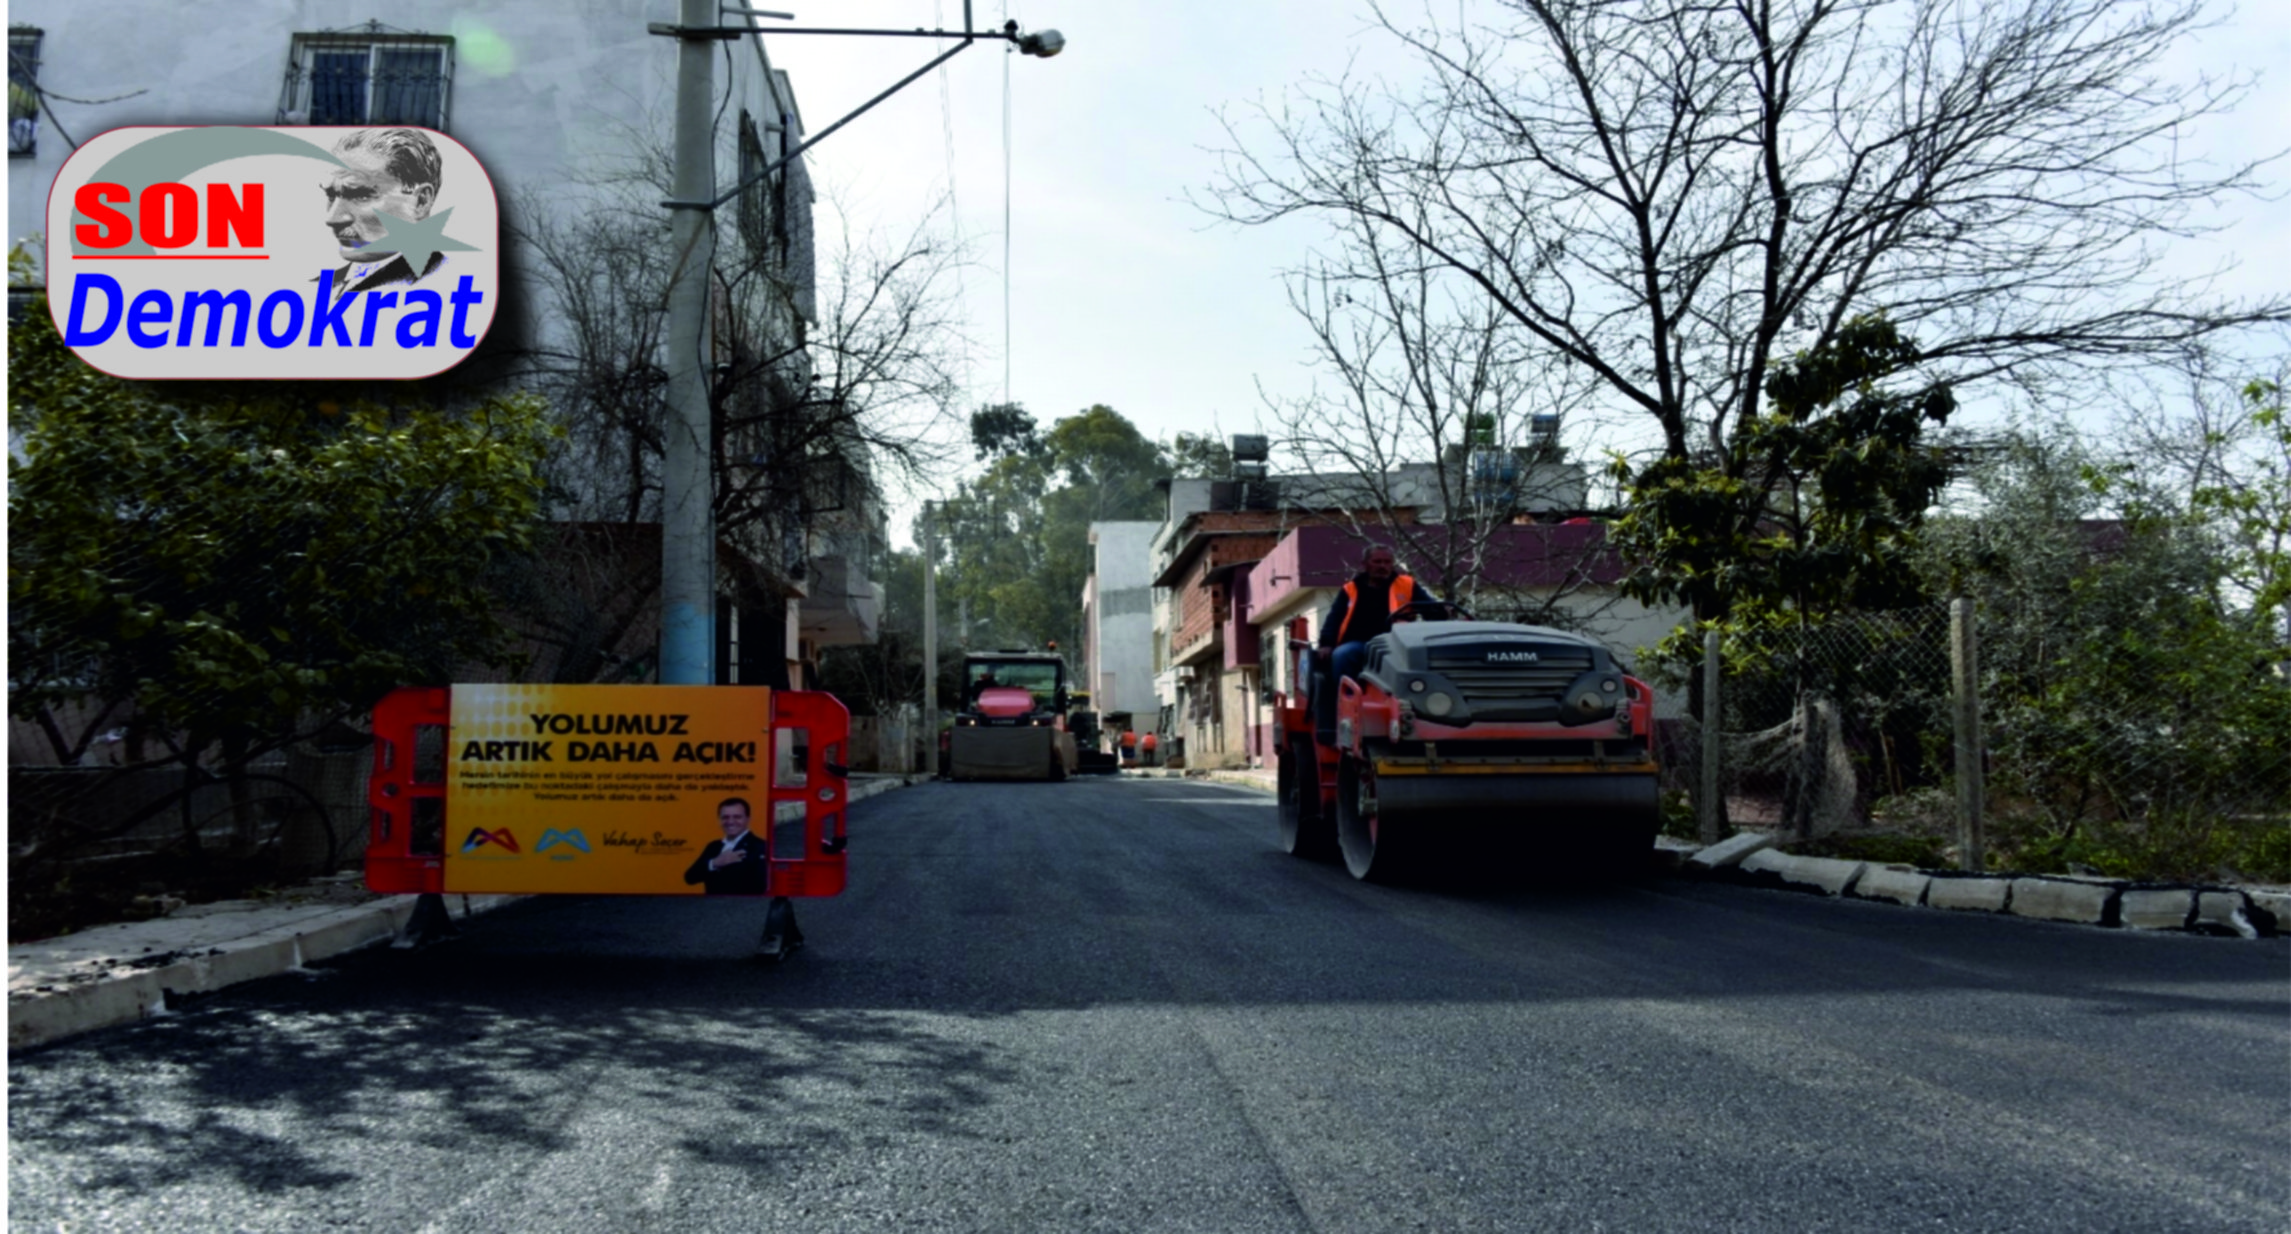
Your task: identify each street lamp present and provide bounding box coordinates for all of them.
[652,2,1066,687]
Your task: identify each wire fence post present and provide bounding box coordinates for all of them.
[1950,596,1985,871]
[1699,627,1723,845]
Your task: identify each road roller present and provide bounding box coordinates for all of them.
[1274,612,1661,881]
[947,650,1079,781]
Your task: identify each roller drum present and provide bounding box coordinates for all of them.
[1369,772,1659,831]
[1351,769,1661,879]
[949,726,1059,781]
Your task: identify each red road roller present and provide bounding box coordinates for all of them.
[947,651,1079,781]
[1274,612,1661,881]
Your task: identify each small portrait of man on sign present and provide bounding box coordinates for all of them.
[683,797,772,896]
[317,127,466,299]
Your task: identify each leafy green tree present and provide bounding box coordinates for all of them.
[8,297,555,785]
[1614,316,1955,651]
[935,404,1173,657]
[969,403,1043,461]
[1165,432,1233,479]
[1608,317,1955,838]
[2191,379,2289,631]
[1917,420,2291,878]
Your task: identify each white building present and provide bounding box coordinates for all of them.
[7,4,880,688]
[1081,520,1158,722]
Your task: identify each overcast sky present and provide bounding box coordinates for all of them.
[759,1,2291,541]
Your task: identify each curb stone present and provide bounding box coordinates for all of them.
[2240,889,2287,935]
[2119,888,2196,931]
[1687,832,1773,872]
[1731,854,2283,941]
[1926,875,2014,913]
[2194,890,2259,939]
[9,774,923,1051]
[2008,876,2121,926]
[1652,836,1699,874]
[1197,769,1277,794]
[1739,850,1866,896]
[1851,865,1931,907]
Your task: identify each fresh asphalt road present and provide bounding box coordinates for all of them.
[10,778,2288,1233]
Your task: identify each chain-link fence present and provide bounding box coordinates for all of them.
[1660,601,2291,881]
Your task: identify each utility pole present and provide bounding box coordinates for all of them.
[659,0,718,685]
[922,503,938,767]
[650,4,1061,686]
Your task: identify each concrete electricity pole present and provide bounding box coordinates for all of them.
[923,503,938,759]
[659,0,719,685]
[652,4,1063,687]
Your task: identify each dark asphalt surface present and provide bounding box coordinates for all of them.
[10,777,2288,1232]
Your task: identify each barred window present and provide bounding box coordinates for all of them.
[9,26,40,158]
[278,23,452,132]
[738,113,769,258]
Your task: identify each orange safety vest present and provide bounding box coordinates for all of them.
[1336,574,1416,644]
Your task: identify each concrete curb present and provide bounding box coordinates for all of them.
[9,773,925,1051]
[1687,840,2282,941]
[2008,876,2121,927]
[1167,765,2284,945]
[1162,769,2286,945]
[2247,889,2289,933]
[1164,768,2284,945]
[1926,875,2014,913]
[2119,888,2194,930]
[7,894,507,1052]
[1195,769,1277,793]
[1851,865,1932,907]
[1687,832,1773,872]
[1739,850,1867,896]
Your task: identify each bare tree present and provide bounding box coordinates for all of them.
[507,144,972,683]
[2106,356,2291,629]
[1210,0,2288,593]
[1262,210,1632,627]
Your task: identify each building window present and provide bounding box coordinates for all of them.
[738,112,769,258]
[9,27,40,158]
[278,23,452,132]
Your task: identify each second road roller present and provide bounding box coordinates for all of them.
[947,650,1079,781]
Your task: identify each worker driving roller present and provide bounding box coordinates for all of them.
[1315,545,1450,738]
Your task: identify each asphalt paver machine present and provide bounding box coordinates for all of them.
[1274,611,1662,881]
[947,651,1079,781]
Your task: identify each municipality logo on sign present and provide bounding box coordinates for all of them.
[536,829,592,855]
[460,827,520,855]
[45,126,498,379]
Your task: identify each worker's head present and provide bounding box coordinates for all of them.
[1362,545,1397,583]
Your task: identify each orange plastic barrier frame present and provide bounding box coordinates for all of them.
[366,685,850,898]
